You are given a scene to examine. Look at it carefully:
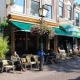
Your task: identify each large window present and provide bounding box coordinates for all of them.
[67,1,72,20]
[59,0,63,17]
[67,5,71,20]
[44,4,52,19]
[75,12,79,26]
[30,0,40,16]
[11,0,25,13]
[44,0,52,19]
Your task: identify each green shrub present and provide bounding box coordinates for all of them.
[0,36,9,58]
[1,17,8,32]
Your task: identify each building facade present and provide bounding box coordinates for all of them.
[5,0,79,55]
[74,3,80,46]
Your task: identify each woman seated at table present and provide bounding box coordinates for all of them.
[11,51,25,72]
[49,49,55,57]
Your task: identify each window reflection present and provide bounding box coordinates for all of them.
[75,12,79,26]
[67,5,71,20]
[30,0,39,16]
[11,0,25,13]
[59,0,63,17]
[44,4,52,19]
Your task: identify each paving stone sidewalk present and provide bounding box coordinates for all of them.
[0,58,80,80]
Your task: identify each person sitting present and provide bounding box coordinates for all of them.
[49,49,58,64]
[49,49,55,57]
[11,51,25,72]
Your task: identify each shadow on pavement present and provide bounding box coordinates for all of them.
[37,58,80,73]
[69,76,80,80]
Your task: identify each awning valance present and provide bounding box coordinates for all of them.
[59,24,80,38]
[11,21,34,32]
[53,28,72,37]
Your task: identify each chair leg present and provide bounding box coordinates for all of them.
[37,63,39,69]
[1,67,4,72]
[25,64,26,69]
[13,67,15,73]
[6,68,8,73]
[31,64,32,70]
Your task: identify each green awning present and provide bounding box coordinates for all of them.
[53,28,72,37]
[72,32,80,38]
[59,24,80,38]
[59,24,79,32]
[11,21,34,32]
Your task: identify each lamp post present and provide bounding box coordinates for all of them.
[38,5,48,71]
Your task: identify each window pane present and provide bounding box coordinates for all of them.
[45,0,52,5]
[11,0,25,13]
[59,1,63,7]
[75,12,79,26]
[67,5,71,20]
[44,5,52,19]
[31,1,39,16]
[67,5,71,10]
[59,0,63,17]
[68,11,71,19]
[59,7,63,17]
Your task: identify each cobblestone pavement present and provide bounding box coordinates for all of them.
[0,58,80,80]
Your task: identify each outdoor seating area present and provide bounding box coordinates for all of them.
[0,48,80,74]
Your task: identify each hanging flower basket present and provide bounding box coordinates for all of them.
[30,23,54,39]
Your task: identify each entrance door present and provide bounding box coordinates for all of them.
[15,31,26,56]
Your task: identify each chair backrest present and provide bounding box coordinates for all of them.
[26,55,31,63]
[2,60,8,66]
[33,55,39,62]
[59,49,65,54]
[21,58,26,63]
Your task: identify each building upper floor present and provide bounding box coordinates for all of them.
[74,3,80,28]
[6,0,74,25]
[0,0,6,22]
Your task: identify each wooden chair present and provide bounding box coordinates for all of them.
[2,60,15,73]
[58,49,66,60]
[26,55,37,70]
[21,58,28,69]
[32,55,40,68]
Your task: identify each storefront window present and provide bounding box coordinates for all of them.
[11,0,25,13]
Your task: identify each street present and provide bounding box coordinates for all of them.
[0,58,80,80]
